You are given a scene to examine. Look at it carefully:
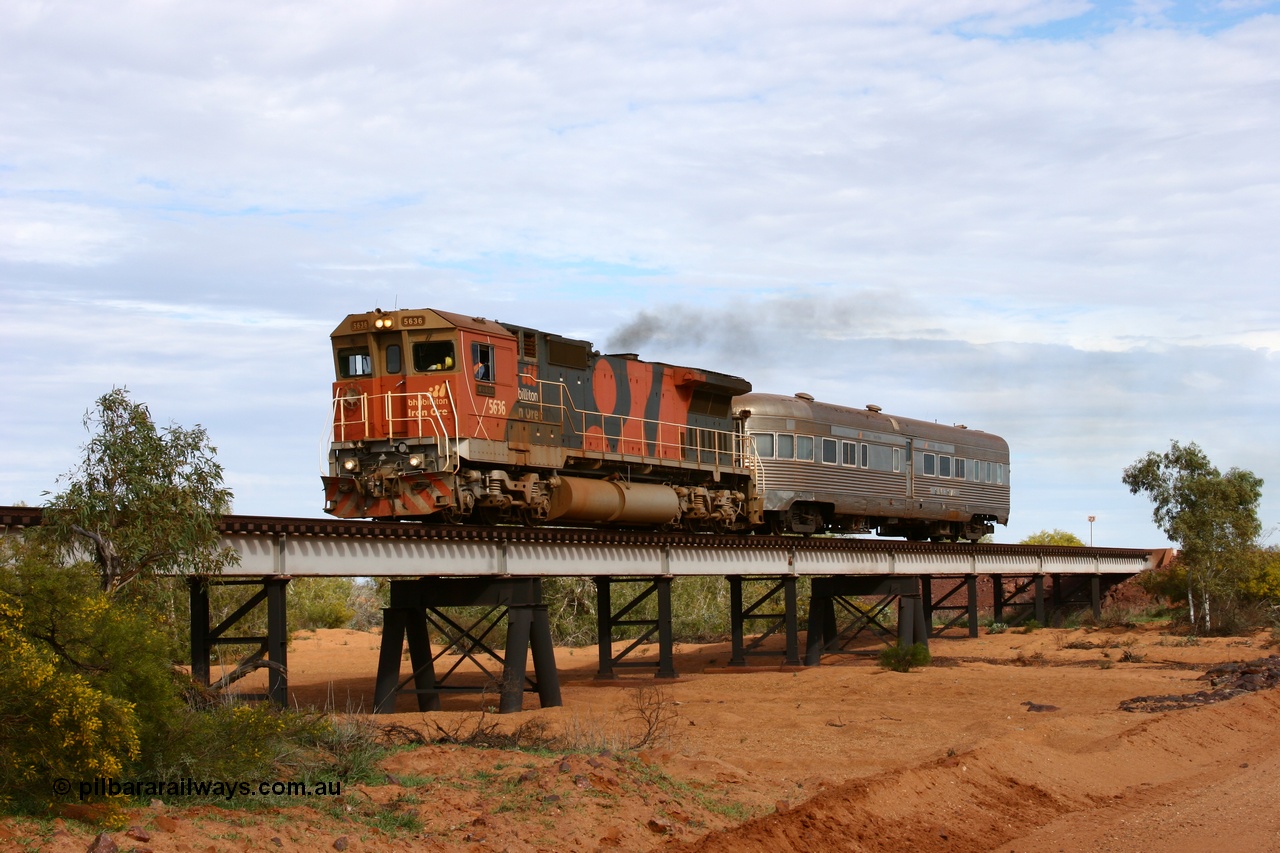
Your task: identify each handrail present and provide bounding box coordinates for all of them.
[522,376,748,471]
[334,378,752,475]
[331,391,370,444]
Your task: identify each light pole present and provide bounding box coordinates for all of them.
[1088,515,1096,547]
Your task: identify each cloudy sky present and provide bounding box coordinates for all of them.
[2,0,1277,548]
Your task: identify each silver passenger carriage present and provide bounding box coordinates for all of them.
[735,392,1010,540]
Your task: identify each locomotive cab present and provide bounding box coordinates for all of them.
[325,308,524,520]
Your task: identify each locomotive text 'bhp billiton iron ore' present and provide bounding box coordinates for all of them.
[324,308,1009,540]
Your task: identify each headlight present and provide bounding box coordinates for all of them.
[408,454,424,468]
[342,457,360,472]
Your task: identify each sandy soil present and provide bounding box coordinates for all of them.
[8,623,1280,853]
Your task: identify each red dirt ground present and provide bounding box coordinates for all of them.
[8,624,1280,852]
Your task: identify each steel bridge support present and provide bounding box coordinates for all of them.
[189,576,290,705]
[1049,573,1136,625]
[373,578,561,714]
[727,575,801,667]
[919,574,981,638]
[990,574,1047,626]
[594,576,677,680]
[804,576,928,665]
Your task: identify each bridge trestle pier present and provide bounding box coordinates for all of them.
[189,576,290,705]
[727,575,801,667]
[804,577,929,665]
[373,578,562,714]
[593,576,678,681]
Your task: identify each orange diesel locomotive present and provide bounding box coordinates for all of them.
[323,308,758,531]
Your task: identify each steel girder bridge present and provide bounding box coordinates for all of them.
[0,507,1168,714]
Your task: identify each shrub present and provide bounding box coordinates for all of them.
[0,592,141,810]
[878,642,931,672]
[289,577,357,630]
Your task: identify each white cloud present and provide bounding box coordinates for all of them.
[0,201,128,265]
[1,0,1277,545]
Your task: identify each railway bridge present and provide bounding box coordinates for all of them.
[0,507,1168,714]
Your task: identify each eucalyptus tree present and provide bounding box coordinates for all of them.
[41,388,235,594]
[1122,441,1263,632]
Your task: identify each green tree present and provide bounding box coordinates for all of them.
[41,388,235,594]
[1020,529,1086,546]
[1122,441,1263,633]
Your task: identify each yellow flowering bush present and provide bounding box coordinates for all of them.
[0,594,141,808]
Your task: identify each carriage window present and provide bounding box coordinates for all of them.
[970,460,980,482]
[893,447,902,473]
[777,434,795,459]
[922,453,936,477]
[955,458,966,480]
[797,435,814,461]
[753,433,774,458]
[413,341,456,372]
[337,348,371,378]
[862,443,870,468]
[842,441,858,466]
[822,438,838,465]
[939,455,952,478]
[471,342,495,381]
[385,344,402,375]
[984,461,993,483]
[997,463,1005,484]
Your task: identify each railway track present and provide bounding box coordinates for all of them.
[1,505,1158,563]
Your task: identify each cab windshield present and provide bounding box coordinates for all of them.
[413,340,457,372]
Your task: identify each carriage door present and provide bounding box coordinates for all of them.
[904,438,914,499]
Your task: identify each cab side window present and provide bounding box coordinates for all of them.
[337,348,372,378]
[386,344,402,374]
[472,342,495,381]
